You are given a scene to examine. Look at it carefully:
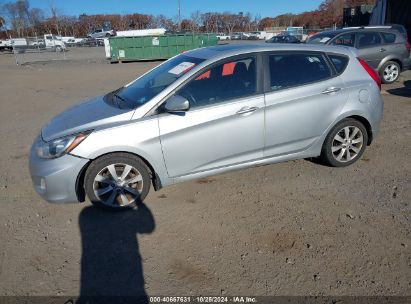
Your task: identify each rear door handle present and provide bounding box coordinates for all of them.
[322,87,341,95]
[236,106,259,115]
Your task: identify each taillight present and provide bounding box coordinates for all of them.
[357,57,381,90]
[405,33,410,53]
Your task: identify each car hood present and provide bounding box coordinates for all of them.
[41,95,135,141]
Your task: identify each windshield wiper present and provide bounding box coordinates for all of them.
[114,93,126,103]
[113,93,130,109]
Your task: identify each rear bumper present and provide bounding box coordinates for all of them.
[403,56,411,71]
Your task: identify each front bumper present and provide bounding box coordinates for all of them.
[29,137,89,203]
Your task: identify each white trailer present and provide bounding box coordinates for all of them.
[115,28,166,37]
[0,39,12,51]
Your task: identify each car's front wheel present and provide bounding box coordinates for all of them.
[320,118,368,167]
[84,153,151,210]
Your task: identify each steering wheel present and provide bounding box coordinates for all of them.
[180,89,197,107]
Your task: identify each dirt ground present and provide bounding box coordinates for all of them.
[0,46,410,298]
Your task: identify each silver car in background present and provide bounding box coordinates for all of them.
[29,44,383,210]
[307,27,411,84]
[87,28,115,39]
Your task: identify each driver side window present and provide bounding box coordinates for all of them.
[176,56,256,108]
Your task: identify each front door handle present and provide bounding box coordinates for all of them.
[379,48,386,52]
[322,87,341,95]
[236,106,259,115]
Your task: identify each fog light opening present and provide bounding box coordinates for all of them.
[40,178,46,190]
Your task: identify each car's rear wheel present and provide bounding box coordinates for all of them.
[320,118,368,167]
[85,153,151,210]
[380,61,400,84]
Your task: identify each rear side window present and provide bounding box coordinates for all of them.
[381,32,396,43]
[332,33,355,47]
[268,53,331,91]
[328,54,349,74]
[358,32,382,47]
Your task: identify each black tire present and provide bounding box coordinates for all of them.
[320,118,368,167]
[85,153,151,210]
[379,60,400,84]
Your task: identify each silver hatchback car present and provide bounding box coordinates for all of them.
[29,44,383,210]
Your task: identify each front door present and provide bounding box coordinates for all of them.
[158,55,265,178]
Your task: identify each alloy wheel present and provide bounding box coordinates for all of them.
[331,126,364,163]
[383,64,399,82]
[92,163,143,207]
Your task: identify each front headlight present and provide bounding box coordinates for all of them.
[36,132,90,159]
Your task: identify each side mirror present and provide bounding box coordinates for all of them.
[164,95,190,113]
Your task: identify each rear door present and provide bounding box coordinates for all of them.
[158,54,265,178]
[263,52,348,157]
[356,31,385,68]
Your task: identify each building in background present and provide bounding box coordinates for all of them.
[369,0,411,40]
[343,5,374,27]
[344,0,410,41]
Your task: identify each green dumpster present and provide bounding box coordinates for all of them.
[108,33,218,62]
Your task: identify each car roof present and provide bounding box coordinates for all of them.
[316,28,400,36]
[185,43,358,61]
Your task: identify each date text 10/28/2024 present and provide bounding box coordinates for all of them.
[149,296,257,303]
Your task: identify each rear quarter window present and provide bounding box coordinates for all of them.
[328,54,349,74]
[381,32,396,43]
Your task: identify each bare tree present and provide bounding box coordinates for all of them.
[220,12,238,36]
[3,0,30,37]
[28,7,44,35]
[59,15,77,36]
[189,10,201,32]
[49,1,60,35]
[201,12,219,33]
[243,12,253,31]
[0,14,10,37]
[152,14,176,31]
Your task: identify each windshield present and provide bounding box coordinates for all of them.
[269,36,288,43]
[307,33,337,44]
[104,54,205,109]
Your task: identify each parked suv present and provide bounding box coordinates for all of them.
[307,28,411,83]
[87,28,115,39]
[30,44,383,210]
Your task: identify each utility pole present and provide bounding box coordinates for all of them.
[178,0,181,32]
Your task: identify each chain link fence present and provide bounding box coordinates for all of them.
[9,35,108,65]
[11,35,68,65]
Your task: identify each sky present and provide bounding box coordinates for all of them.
[26,0,323,18]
